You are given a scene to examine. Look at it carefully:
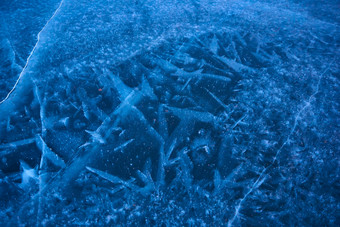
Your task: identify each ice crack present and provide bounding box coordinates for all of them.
[227,60,334,227]
[0,0,65,105]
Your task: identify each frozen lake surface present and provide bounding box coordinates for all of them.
[0,0,339,225]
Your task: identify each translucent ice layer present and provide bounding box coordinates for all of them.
[0,0,339,225]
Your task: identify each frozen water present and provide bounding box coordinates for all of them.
[0,0,339,226]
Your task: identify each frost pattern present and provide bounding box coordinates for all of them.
[0,0,339,226]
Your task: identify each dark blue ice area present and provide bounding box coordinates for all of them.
[0,0,339,226]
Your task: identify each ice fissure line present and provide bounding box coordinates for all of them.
[0,0,65,105]
[227,60,334,227]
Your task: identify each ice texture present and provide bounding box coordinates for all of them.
[0,0,339,226]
